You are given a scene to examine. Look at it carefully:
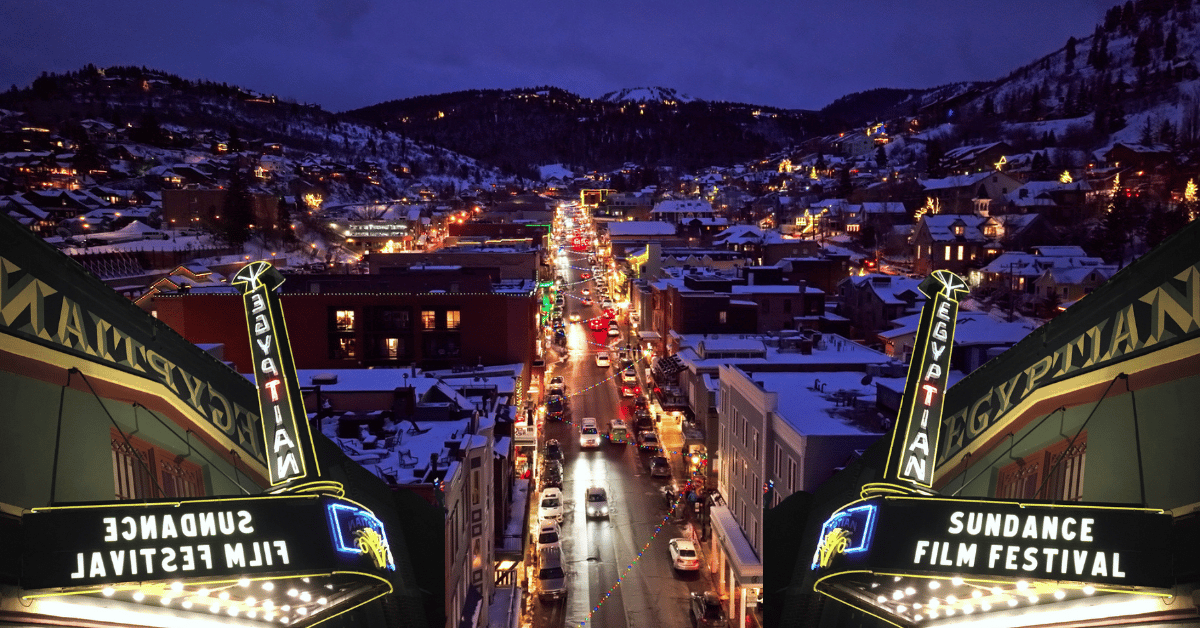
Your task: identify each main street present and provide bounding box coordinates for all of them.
[530,217,709,628]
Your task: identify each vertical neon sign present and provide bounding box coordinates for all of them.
[882,270,968,488]
[232,261,321,487]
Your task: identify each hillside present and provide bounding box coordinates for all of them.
[344,86,829,173]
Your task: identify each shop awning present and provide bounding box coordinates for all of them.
[711,505,762,584]
[637,330,661,340]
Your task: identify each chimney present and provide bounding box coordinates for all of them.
[429,452,439,472]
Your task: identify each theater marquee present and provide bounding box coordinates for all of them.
[811,496,1173,626]
[21,494,395,627]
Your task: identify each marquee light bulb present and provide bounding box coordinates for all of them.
[170,582,184,592]
[287,589,299,598]
[182,600,193,609]
[263,600,275,610]
[246,597,257,606]
[209,604,220,614]
[239,578,251,587]
[1054,590,1066,600]
[951,577,964,586]
[928,580,940,589]
[247,611,257,619]
[897,605,906,613]
[299,592,312,602]
[218,591,230,601]
[877,595,887,603]
[227,607,239,617]
[161,597,172,606]
[893,590,904,600]
[281,618,290,625]
[132,591,145,602]
[992,587,1002,595]
[262,582,275,591]
[945,608,955,616]
[981,602,991,611]
[197,588,209,597]
[1016,580,1029,590]
[282,605,291,612]
[1083,586,1096,595]
[101,587,115,597]
[964,604,974,614]
[905,587,915,596]
[912,603,922,610]
[1028,595,1039,603]
[265,612,275,621]
[317,598,328,605]
[946,595,957,604]
[298,608,309,616]
[928,598,939,607]
[894,576,902,582]
[1008,598,1019,607]
[972,589,983,598]
[914,615,923,621]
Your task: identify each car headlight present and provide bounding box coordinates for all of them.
[601,507,608,515]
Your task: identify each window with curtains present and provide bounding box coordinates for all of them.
[995,432,1087,502]
[111,429,204,500]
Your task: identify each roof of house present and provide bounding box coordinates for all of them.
[918,213,993,242]
[756,370,886,437]
[884,310,1040,347]
[606,220,678,237]
[841,273,926,306]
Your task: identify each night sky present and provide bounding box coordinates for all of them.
[2,0,1111,113]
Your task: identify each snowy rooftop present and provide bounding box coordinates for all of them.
[753,370,886,437]
[605,221,679,237]
[674,332,891,372]
[881,311,1040,346]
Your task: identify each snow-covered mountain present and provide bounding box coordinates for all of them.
[598,87,695,104]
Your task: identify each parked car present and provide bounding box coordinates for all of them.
[621,368,637,383]
[541,460,563,489]
[621,384,640,397]
[546,394,566,421]
[568,313,581,323]
[607,326,620,337]
[579,417,601,447]
[649,456,671,477]
[638,430,662,452]
[538,487,564,522]
[537,547,567,601]
[669,538,700,571]
[584,486,609,518]
[545,439,564,461]
[536,521,561,552]
[689,591,727,627]
[594,352,610,368]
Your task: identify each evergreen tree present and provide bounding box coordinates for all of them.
[839,165,853,198]
[1065,36,1078,72]
[875,145,887,169]
[1133,31,1152,66]
[1091,189,1140,264]
[220,161,254,248]
[1144,202,1188,248]
[1165,27,1178,59]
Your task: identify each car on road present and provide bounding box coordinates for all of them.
[638,431,662,452]
[581,288,590,297]
[545,439,563,461]
[584,486,609,518]
[607,419,629,444]
[545,394,566,421]
[649,455,671,477]
[620,368,637,384]
[538,487,563,522]
[689,591,727,627]
[621,384,640,397]
[607,326,620,337]
[582,297,593,306]
[536,521,561,552]
[594,352,610,368]
[581,272,591,280]
[568,313,581,323]
[579,417,601,447]
[669,538,700,571]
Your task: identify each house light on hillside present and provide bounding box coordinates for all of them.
[993,155,1007,171]
[303,193,322,210]
[1185,179,1197,203]
[1060,170,1073,183]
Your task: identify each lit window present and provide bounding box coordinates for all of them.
[334,310,355,331]
[957,245,964,260]
[385,338,399,358]
[421,310,436,329]
[446,310,461,329]
[944,246,951,261]
[335,337,356,359]
[719,311,727,324]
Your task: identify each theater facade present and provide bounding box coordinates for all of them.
[790,220,1200,628]
[0,214,423,628]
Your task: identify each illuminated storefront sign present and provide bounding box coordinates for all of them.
[331,221,409,238]
[812,496,1173,626]
[233,262,321,487]
[882,270,968,488]
[20,494,395,627]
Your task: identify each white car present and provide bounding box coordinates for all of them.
[585,487,609,518]
[669,538,701,571]
[536,521,562,552]
[608,327,620,337]
[579,417,601,447]
[538,487,564,522]
[621,368,637,384]
[594,352,610,368]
